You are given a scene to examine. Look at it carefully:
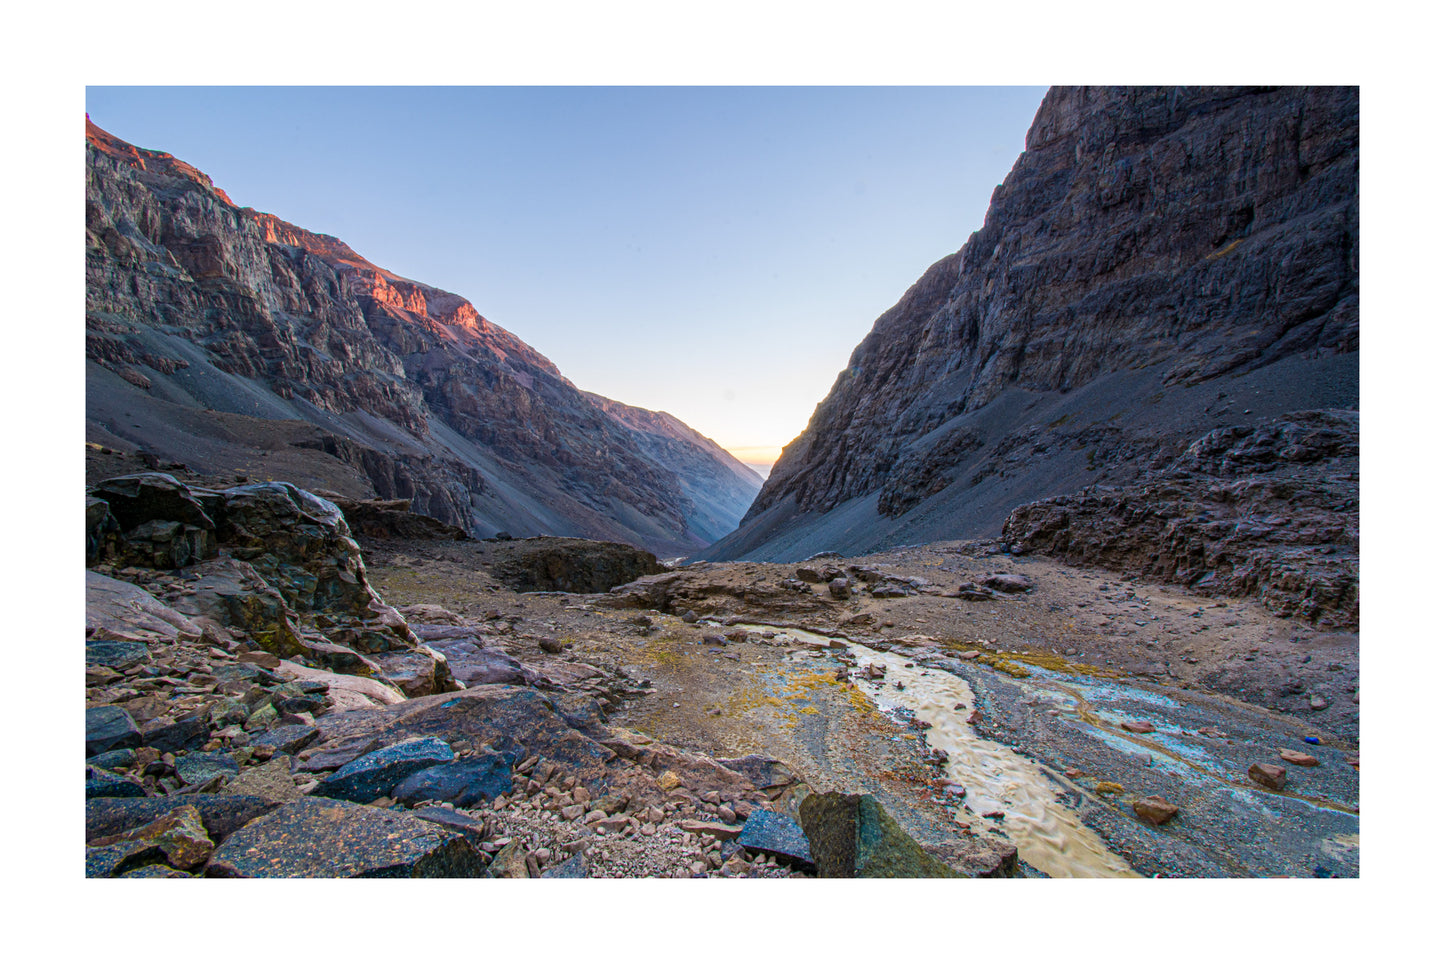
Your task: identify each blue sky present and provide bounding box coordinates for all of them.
[85,86,1047,473]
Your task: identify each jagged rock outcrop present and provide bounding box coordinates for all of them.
[703,87,1358,573]
[1002,410,1359,627]
[487,537,665,594]
[87,472,454,694]
[85,118,757,556]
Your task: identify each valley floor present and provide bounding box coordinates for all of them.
[364,536,1359,878]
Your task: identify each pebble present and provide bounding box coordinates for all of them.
[1279,749,1320,767]
[1132,795,1179,826]
[1248,763,1288,790]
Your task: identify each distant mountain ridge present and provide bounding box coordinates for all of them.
[582,392,763,545]
[85,118,760,555]
[700,86,1358,565]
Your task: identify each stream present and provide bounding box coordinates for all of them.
[736,623,1359,878]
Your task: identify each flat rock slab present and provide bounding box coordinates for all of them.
[87,794,278,844]
[677,820,743,841]
[86,706,141,757]
[175,751,240,787]
[206,798,486,878]
[310,686,618,792]
[219,755,303,805]
[425,638,528,686]
[295,736,385,774]
[138,716,209,754]
[86,570,203,641]
[391,753,514,807]
[86,769,147,799]
[716,755,799,793]
[735,809,813,867]
[799,791,958,878]
[314,737,455,803]
[409,807,486,843]
[249,724,320,756]
[86,639,150,669]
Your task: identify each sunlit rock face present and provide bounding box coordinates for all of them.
[85,119,759,555]
[704,86,1358,572]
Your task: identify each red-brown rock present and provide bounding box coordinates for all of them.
[1132,795,1179,826]
[1248,763,1289,790]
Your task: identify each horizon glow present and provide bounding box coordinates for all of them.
[84,86,1048,473]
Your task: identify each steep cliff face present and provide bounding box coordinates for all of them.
[703,87,1358,566]
[85,119,753,556]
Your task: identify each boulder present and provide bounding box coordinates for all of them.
[717,755,801,794]
[85,769,147,799]
[89,473,215,533]
[798,791,958,878]
[308,686,619,792]
[206,797,486,877]
[424,637,529,686]
[86,571,203,642]
[87,749,136,771]
[371,646,454,697]
[249,724,320,756]
[175,751,240,788]
[314,737,456,803]
[219,754,305,805]
[273,661,407,713]
[490,537,664,594]
[138,715,210,754]
[487,838,530,878]
[86,804,214,876]
[88,474,218,568]
[86,794,278,844]
[390,752,515,807]
[86,706,140,757]
[85,638,150,670]
[981,573,1033,594]
[735,809,813,868]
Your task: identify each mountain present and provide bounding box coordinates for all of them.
[700,87,1358,598]
[85,118,760,556]
[582,392,763,545]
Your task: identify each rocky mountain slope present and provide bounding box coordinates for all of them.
[85,118,759,556]
[700,86,1358,623]
[583,392,763,546]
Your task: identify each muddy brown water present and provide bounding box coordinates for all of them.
[739,624,1139,877]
